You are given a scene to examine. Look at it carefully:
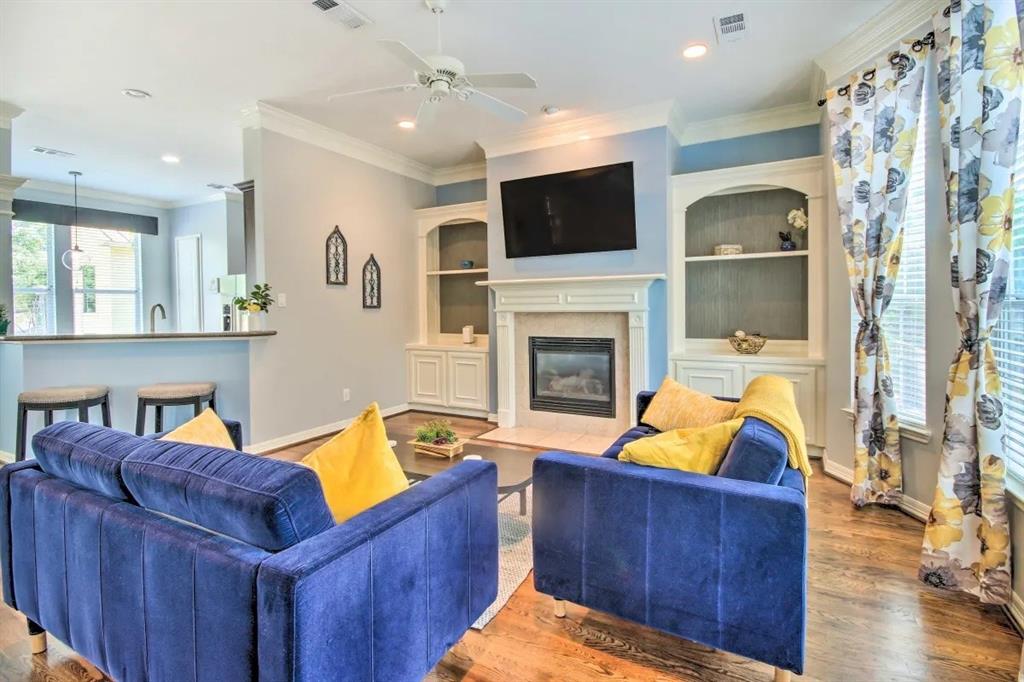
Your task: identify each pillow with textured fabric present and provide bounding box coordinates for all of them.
[641,376,737,432]
[301,402,409,523]
[618,418,743,474]
[159,407,235,450]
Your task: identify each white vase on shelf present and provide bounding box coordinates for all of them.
[247,312,266,332]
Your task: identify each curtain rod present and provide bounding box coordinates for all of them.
[817,30,935,107]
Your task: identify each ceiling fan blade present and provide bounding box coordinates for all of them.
[327,84,418,101]
[415,98,441,128]
[378,39,434,74]
[465,73,537,89]
[464,88,527,122]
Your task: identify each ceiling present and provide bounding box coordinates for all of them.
[0,0,891,204]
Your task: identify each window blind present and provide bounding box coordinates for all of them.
[849,121,928,426]
[11,221,55,335]
[70,227,143,334]
[994,135,1024,481]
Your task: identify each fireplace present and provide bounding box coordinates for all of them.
[529,336,616,418]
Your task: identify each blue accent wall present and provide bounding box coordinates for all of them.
[673,125,821,174]
[436,179,486,205]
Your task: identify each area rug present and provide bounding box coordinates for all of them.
[472,487,533,629]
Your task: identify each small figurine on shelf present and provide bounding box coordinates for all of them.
[779,231,797,251]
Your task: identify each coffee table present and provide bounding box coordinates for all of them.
[391,440,537,515]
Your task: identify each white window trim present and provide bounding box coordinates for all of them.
[841,406,932,444]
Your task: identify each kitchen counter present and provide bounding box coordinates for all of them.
[1,330,276,344]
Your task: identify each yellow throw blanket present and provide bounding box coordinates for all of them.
[735,375,812,478]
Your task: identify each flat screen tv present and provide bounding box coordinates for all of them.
[500,162,637,258]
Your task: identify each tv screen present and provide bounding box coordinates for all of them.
[500,162,637,258]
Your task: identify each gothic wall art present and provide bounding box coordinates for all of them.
[326,226,347,285]
[362,254,381,309]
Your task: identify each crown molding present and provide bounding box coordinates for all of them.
[432,161,486,185]
[0,101,24,130]
[477,99,675,159]
[241,101,436,185]
[678,102,821,146]
[814,0,941,85]
[0,174,28,203]
[19,179,175,210]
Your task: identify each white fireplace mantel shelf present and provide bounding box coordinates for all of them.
[478,273,665,427]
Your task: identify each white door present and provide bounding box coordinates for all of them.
[175,235,203,332]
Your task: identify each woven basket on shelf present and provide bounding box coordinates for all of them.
[728,335,767,355]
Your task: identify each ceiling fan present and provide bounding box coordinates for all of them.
[327,0,537,127]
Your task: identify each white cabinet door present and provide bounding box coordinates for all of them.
[408,351,447,406]
[742,364,819,445]
[447,352,488,410]
[672,361,744,398]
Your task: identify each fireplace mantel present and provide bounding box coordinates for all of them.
[479,273,665,427]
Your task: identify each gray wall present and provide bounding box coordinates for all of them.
[244,129,434,444]
[12,186,176,330]
[169,198,234,332]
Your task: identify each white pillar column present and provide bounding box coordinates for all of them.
[628,311,648,425]
[495,311,516,427]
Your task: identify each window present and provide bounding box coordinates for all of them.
[849,121,928,426]
[994,136,1024,481]
[71,227,143,334]
[11,221,55,335]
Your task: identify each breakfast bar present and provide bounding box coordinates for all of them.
[0,331,275,458]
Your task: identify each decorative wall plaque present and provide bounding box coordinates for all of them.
[362,254,381,309]
[326,226,347,285]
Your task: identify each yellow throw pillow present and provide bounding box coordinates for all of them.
[619,418,744,474]
[301,402,409,523]
[641,376,737,431]
[159,408,236,450]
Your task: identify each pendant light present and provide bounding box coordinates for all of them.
[60,170,90,271]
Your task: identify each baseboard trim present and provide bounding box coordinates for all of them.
[487,412,499,423]
[406,403,490,419]
[1005,591,1024,636]
[246,403,410,454]
[821,451,930,523]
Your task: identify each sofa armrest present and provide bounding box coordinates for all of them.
[256,460,498,682]
[532,452,806,673]
[146,418,244,451]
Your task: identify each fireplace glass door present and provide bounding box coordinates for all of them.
[529,336,615,418]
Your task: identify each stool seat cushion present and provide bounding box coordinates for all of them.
[138,382,216,400]
[18,385,109,404]
[31,422,149,501]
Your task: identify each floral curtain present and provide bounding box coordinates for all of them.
[919,0,1021,605]
[826,39,930,507]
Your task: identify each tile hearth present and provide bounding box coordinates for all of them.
[477,426,616,456]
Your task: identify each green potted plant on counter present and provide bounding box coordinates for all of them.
[233,283,274,332]
[0,303,9,336]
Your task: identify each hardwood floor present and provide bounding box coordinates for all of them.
[0,411,1019,681]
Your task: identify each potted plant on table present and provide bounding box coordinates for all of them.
[233,283,274,331]
[409,418,466,458]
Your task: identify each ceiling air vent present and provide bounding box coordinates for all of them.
[714,12,747,43]
[311,0,373,29]
[31,146,75,158]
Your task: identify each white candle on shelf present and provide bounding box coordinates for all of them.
[462,325,475,344]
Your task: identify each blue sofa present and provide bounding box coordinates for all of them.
[532,391,807,677]
[0,421,498,682]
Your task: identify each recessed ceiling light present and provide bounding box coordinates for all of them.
[541,105,561,116]
[397,120,415,130]
[682,43,709,60]
[161,154,180,164]
[122,88,152,99]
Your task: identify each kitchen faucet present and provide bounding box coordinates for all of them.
[149,303,166,333]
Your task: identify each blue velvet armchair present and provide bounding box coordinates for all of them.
[0,421,498,682]
[532,391,807,679]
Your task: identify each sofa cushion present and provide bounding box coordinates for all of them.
[31,422,149,501]
[122,440,334,551]
[601,424,660,459]
[716,417,789,485]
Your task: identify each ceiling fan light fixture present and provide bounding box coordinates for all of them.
[398,120,416,129]
[682,43,709,60]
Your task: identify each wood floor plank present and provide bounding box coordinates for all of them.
[0,411,1018,681]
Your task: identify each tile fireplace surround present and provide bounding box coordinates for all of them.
[478,274,665,430]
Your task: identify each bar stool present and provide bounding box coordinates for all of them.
[16,385,111,461]
[135,382,217,435]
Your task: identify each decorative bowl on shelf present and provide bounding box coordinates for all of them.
[460,259,475,269]
[728,332,767,354]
